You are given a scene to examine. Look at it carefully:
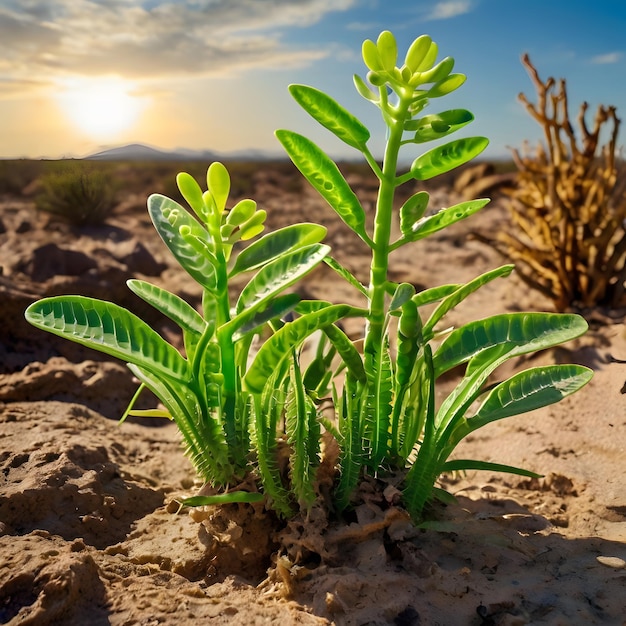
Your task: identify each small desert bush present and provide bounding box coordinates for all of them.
[498,55,626,312]
[36,165,118,226]
[0,160,44,195]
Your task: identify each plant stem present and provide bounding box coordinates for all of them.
[364,107,408,353]
[213,255,238,432]
[362,96,411,468]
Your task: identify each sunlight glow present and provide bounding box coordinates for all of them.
[56,78,146,140]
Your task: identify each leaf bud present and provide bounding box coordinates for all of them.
[376,30,398,72]
[362,39,383,71]
[207,162,230,214]
[404,35,432,72]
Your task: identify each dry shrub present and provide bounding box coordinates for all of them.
[499,54,625,312]
[36,166,118,226]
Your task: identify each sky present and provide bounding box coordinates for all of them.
[1,0,625,161]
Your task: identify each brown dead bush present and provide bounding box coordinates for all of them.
[496,55,625,312]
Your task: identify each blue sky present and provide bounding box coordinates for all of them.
[1,0,624,161]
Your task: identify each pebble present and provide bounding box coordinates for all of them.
[596,556,626,569]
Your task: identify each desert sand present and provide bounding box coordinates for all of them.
[1,163,625,625]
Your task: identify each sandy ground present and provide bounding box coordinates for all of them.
[1,165,625,625]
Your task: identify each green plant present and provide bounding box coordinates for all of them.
[24,31,592,522]
[497,54,625,311]
[36,165,118,226]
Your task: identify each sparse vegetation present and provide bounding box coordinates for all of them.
[498,55,626,311]
[36,165,119,226]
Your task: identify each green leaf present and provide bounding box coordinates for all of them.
[418,56,454,85]
[275,130,368,239]
[323,257,368,296]
[245,304,355,394]
[408,198,490,241]
[207,162,230,214]
[127,279,206,336]
[433,312,589,377]
[415,39,438,72]
[422,265,514,338]
[470,365,593,428]
[176,172,205,221]
[127,364,232,484]
[363,337,393,469]
[404,35,433,72]
[181,492,264,507]
[227,292,301,341]
[376,31,397,72]
[409,109,474,143]
[362,38,383,71]
[25,296,189,382]
[148,194,216,290]
[442,459,542,478]
[412,284,461,307]
[410,137,489,180]
[399,191,429,237]
[230,223,327,276]
[390,282,416,312]
[323,324,366,383]
[226,198,256,226]
[289,85,370,150]
[235,243,330,314]
[428,73,466,98]
[285,355,319,508]
[353,73,379,103]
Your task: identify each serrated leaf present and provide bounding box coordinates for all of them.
[25,296,189,382]
[411,137,489,180]
[276,130,367,239]
[289,85,370,150]
[235,243,329,315]
[230,223,327,276]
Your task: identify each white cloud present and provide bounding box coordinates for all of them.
[590,52,622,65]
[0,0,356,96]
[423,1,473,21]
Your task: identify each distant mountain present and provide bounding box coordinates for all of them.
[85,143,281,161]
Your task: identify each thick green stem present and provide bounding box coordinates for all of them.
[364,100,410,356]
[363,98,411,467]
[213,255,238,430]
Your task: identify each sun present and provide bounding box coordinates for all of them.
[56,77,145,140]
